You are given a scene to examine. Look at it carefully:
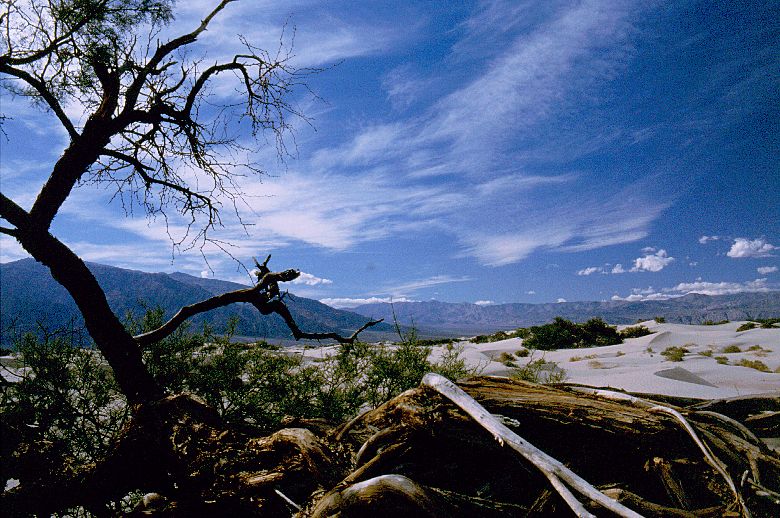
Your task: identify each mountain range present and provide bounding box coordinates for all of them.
[352,294,780,335]
[0,259,395,346]
[2,259,779,346]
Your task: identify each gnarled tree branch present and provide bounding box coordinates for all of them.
[135,256,383,347]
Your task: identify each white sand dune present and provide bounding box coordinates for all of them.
[453,321,780,399]
[279,321,779,400]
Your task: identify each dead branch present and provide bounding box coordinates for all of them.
[135,256,382,347]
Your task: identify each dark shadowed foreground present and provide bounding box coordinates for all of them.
[3,376,778,517]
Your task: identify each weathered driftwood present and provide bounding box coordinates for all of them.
[569,386,750,516]
[315,376,780,517]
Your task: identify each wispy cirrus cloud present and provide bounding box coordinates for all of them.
[757,266,778,275]
[384,275,472,297]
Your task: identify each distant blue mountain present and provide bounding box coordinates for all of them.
[353,294,780,335]
[0,259,394,346]
[3,259,779,345]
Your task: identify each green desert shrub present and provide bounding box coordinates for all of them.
[715,356,729,365]
[735,359,771,372]
[515,348,530,358]
[760,320,779,329]
[511,354,567,384]
[523,317,621,351]
[721,345,741,354]
[3,311,477,458]
[702,319,729,325]
[736,322,757,332]
[654,316,666,323]
[1,329,129,465]
[699,350,714,357]
[619,325,654,339]
[661,346,688,362]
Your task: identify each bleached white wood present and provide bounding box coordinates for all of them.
[421,373,644,518]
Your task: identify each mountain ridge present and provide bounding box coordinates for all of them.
[0,259,395,345]
[352,293,780,334]
[3,259,779,343]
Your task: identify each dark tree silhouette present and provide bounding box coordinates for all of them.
[0,0,379,405]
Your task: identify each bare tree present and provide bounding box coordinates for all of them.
[0,0,379,405]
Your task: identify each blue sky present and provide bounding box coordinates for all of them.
[1,0,778,308]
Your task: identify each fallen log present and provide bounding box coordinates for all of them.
[314,376,780,517]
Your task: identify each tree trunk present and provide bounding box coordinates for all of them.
[14,226,162,405]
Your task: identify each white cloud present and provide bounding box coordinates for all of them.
[630,249,674,272]
[673,278,772,296]
[727,238,777,258]
[611,277,777,301]
[319,296,414,309]
[288,271,333,286]
[526,290,536,295]
[611,263,626,274]
[200,270,209,278]
[474,300,495,306]
[577,266,602,276]
[556,298,567,303]
[757,266,778,275]
[698,235,721,244]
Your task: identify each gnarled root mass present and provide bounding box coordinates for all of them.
[3,377,779,516]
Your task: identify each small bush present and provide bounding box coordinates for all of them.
[747,345,764,351]
[661,346,688,362]
[587,360,606,369]
[702,319,729,325]
[721,345,741,354]
[736,322,757,332]
[699,350,714,357]
[654,316,666,323]
[523,317,621,351]
[715,356,729,365]
[645,346,654,354]
[515,348,530,358]
[497,351,517,367]
[511,354,567,384]
[735,359,771,372]
[615,351,625,357]
[569,355,583,362]
[619,325,654,339]
[760,321,778,329]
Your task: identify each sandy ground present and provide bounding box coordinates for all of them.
[442,320,780,399]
